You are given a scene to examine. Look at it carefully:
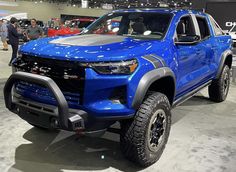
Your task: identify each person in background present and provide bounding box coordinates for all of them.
[7,17,19,66]
[25,18,43,41]
[0,19,8,51]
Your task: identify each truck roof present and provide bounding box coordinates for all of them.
[112,8,205,16]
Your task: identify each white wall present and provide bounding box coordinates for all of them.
[0,0,109,22]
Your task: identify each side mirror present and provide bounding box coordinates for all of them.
[175,35,200,45]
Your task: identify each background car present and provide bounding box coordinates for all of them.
[47,18,96,37]
[229,25,236,47]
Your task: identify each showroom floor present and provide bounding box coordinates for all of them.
[0,47,236,172]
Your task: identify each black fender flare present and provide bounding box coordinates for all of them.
[216,49,233,79]
[132,67,176,110]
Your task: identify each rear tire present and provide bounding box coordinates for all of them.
[209,65,230,102]
[120,92,171,167]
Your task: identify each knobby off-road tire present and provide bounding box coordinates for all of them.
[209,65,230,102]
[120,92,171,167]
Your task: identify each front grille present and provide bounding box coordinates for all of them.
[13,55,85,105]
[15,81,81,104]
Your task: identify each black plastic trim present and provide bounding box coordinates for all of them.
[132,67,176,109]
[95,113,135,121]
[173,80,212,107]
[4,71,69,129]
[216,49,233,79]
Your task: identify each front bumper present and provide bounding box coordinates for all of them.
[4,72,123,131]
[12,56,136,118]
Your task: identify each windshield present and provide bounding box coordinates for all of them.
[19,20,30,27]
[37,21,44,27]
[19,20,44,27]
[83,12,173,40]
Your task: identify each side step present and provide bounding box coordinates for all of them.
[173,80,212,107]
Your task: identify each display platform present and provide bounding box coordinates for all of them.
[0,48,236,172]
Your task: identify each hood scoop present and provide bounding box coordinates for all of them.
[50,34,126,46]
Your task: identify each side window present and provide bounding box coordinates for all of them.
[196,16,210,39]
[209,15,224,36]
[176,16,196,39]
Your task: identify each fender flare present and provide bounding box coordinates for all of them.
[216,49,233,79]
[132,67,176,110]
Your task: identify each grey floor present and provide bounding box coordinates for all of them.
[0,46,236,172]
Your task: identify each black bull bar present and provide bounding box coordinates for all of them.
[3,71,85,131]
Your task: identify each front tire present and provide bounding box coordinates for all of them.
[209,65,230,102]
[120,92,171,167]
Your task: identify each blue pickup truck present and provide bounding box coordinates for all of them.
[4,8,233,166]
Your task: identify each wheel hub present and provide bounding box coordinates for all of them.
[148,109,167,152]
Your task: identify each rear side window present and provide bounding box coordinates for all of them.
[208,15,224,36]
[196,16,210,39]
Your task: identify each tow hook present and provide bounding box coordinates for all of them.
[50,117,59,128]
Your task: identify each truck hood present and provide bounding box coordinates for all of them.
[20,34,162,62]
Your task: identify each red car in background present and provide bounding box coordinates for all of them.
[47,18,96,37]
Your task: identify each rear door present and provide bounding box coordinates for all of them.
[208,15,232,70]
[190,15,217,83]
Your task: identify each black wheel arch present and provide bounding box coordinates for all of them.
[216,50,233,79]
[132,67,176,110]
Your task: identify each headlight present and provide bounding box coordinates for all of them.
[81,59,138,75]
